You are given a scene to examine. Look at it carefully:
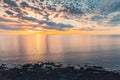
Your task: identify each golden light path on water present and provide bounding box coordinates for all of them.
[0,34,46,63]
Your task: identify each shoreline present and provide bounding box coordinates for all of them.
[0,62,120,80]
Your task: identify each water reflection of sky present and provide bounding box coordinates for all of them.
[0,34,120,69]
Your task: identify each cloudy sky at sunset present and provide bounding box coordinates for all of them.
[0,0,120,32]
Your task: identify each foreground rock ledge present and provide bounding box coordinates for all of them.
[0,62,120,80]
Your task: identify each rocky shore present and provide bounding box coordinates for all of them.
[0,62,120,80]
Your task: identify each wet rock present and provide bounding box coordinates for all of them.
[0,62,120,80]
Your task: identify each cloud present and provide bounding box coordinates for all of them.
[0,17,14,22]
[39,21,73,30]
[0,15,73,30]
[4,0,17,7]
[1,0,120,31]
[20,1,30,7]
[109,15,120,26]
[91,15,105,21]
[17,16,74,30]
[0,24,23,30]
[21,17,38,22]
[5,10,13,16]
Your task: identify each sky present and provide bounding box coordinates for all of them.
[0,0,120,32]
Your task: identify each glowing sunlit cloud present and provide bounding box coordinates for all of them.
[0,0,120,32]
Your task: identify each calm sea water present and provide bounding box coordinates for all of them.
[0,34,120,70]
